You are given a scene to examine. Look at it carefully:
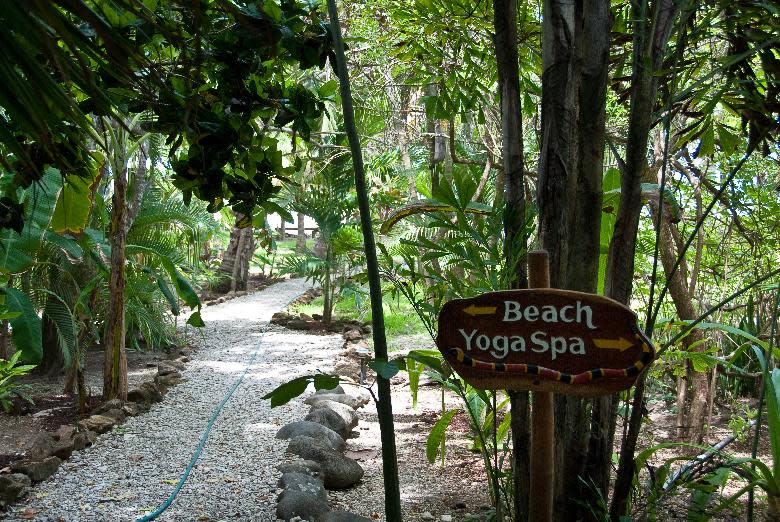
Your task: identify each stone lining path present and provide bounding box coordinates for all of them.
[5,278,343,522]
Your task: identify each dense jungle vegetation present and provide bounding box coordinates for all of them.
[0,0,779,520]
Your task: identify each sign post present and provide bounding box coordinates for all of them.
[528,251,553,522]
[435,250,654,521]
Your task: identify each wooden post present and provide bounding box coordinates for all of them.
[528,250,554,522]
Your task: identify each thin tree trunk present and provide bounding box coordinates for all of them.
[323,246,333,324]
[493,1,529,518]
[296,212,306,252]
[609,2,680,517]
[0,318,9,360]
[218,212,253,293]
[326,1,402,519]
[103,165,128,401]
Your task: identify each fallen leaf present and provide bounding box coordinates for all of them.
[162,479,178,485]
[20,507,38,520]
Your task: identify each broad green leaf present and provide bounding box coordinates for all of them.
[2,288,42,364]
[426,409,458,464]
[313,374,340,391]
[154,275,180,316]
[319,80,338,98]
[186,311,205,328]
[262,376,312,407]
[160,257,200,309]
[369,359,402,379]
[51,171,100,234]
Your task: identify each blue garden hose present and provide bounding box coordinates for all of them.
[135,319,274,521]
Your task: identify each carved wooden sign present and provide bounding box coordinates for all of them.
[436,289,654,395]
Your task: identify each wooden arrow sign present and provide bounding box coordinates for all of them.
[436,289,655,395]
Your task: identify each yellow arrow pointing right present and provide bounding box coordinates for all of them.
[593,337,634,351]
[463,305,497,317]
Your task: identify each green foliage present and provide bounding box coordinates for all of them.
[262,373,341,408]
[0,351,36,412]
[1,287,42,364]
[426,409,459,464]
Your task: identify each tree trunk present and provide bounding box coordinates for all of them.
[609,2,680,518]
[492,0,529,518]
[655,213,709,443]
[326,1,402,519]
[0,318,9,360]
[296,212,306,252]
[323,246,333,324]
[217,212,254,293]
[103,165,128,401]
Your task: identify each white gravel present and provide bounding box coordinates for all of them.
[4,278,344,522]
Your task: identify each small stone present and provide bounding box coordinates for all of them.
[420,512,435,521]
[127,381,163,405]
[155,373,183,390]
[164,359,187,371]
[0,473,31,506]
[101,408,126,424]
[157,362,182,376]
[72,430,96,451]
[12,457,62,482]
[92,399,124,416]
[441,515,453,522]
[122,402,143,417]
[287,319,311,331]
[77,414,116,434]
[26,433,56,460]
[54,424,75,442]
[343,329,362,342]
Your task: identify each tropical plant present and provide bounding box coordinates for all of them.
[281,146,362,323]
[0,351,36,413]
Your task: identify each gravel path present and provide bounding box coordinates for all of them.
[5,278,344,522]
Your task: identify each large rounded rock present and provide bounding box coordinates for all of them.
[305,394,364,410]
[276,489,329,521]
[277,460,323,480]
[314,385,345,396]
[286,436,364,490]
[77,414,116,434]
[309,400,358,432]
[0,473,31,507]
[305,408,350,439]
[127,381,163,405]
[278,472,327,503]
[12,456,62,482]
[276,421,345,452]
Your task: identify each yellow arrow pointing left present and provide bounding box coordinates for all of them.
[464,305,497,317]
[593,337,634,351]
